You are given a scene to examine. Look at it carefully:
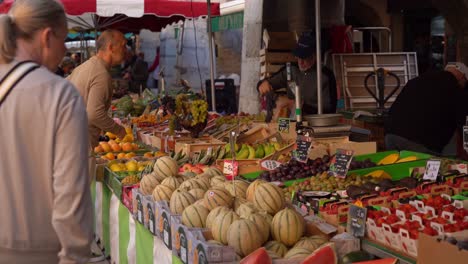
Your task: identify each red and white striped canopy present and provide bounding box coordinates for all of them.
[0,0,220,32]
[0,0,220,18]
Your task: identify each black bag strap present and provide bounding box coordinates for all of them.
[0,61,40,107]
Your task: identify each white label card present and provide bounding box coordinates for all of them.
[423,160,441,181]
[260,160,281,171]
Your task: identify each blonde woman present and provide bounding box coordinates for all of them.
[0,0,93,263]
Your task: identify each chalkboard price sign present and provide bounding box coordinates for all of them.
[278,118,290,133]
[347,204,368,237]
[329,149,354,178]
[293,135,313,163]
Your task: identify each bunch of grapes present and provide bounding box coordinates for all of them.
[175,94,189,115]
[190,100,208,126]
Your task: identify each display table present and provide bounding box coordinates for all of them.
[91,181,182,264]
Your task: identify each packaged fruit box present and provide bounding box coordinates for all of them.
[348,150,432,181]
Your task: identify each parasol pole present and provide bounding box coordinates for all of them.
[207,0,217,112]
[315,0,323,114]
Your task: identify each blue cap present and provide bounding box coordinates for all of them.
[292,34,316,59]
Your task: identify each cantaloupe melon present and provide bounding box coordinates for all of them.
[271,208,305,247]
[259,211,273,225]
[170,190,196,214]
[203,188,233,210]
[153,156,178,178]
[247,213,270,244]
[179,179,205,191]
[253,183,285,214]
[182,204,210,228]
[246,179,267,201]
[210,175,226,187]
[233,197,248,211]
[284,247,312,259]
[140,175,160,195]
[195,177,211,191]
[225,180,250,199]
[236,202,257,219]
[193,199,209,209]
[211,210,239,244]
[204,167,223,177]
[148,171,166,182]
[294,236,325,252]
[188,188,206,200]
[161,176,184,190]
[264,240,288,258]
[206,206,231,229]
[152,184,175,202]
[227,219,263,257]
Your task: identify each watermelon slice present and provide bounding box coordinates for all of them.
[354,258,398,264]
[240,247,272,264]
[300,242,337,264]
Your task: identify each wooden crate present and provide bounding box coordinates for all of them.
[263,31,297,51]
[174,137,226,157]
[260,31,297,79]
[237,125,275,144]
[260,49,296,79]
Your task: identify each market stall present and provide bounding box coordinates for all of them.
[86,87,468,264]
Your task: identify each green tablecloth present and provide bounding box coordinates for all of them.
[92,182,182,264]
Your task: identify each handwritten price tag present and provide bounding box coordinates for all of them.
[223,160,239,176]
[423,159,441,181]
[329,149,354,178]
[278,118,290,133]
[261,160,281,171]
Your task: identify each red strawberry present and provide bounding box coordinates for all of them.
[410,229,419,239]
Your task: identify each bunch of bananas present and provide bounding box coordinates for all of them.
[223,142,285,159]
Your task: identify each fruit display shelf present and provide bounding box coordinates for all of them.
[362,238,416,264]
[349,151,433,181]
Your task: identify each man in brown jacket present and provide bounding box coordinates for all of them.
[68,30,128,149]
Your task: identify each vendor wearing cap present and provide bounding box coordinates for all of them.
[385,62,468,156]
[257,34,337,116]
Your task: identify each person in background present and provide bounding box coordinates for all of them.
[385,62,468,156]
[131,51,149,94]
[68,29,127,149]
[257,33,337,118]
[71,52,81,66]
[148,47,160,90]
[55,56,74,77]
[0,0,93,263]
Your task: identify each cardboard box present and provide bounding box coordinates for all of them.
[132,189,158,234]
[417,233,468,264]
[329,141,377,156]
[155,201,173,250]
[187,229,237,264]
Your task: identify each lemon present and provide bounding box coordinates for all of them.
[138,165,146,171]
[110,164,123,172]
[126,160,138,171]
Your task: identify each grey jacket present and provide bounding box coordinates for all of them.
[0,62,93,263]
[265,64,337,114]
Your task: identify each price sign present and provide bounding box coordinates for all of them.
[223,160,239,176]
[423,159,441,181]
[293,135,313,163]
[329,149,354,178]
[278,118,290,133]
[347,204,368,237]
[260,160,281,171]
